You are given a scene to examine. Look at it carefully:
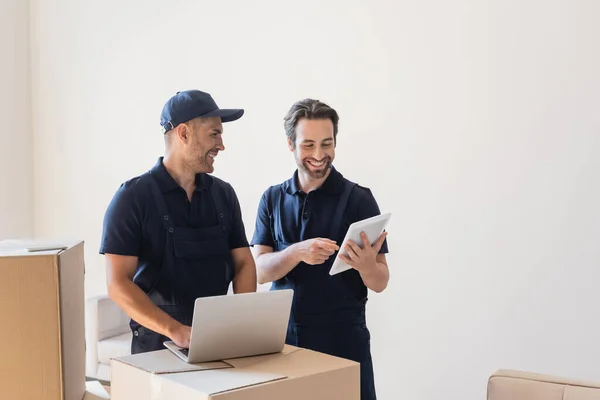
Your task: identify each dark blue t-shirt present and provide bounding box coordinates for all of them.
[251,166,388,254]
[99,157,249,271]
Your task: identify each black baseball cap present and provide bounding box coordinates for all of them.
[160,90,244,134]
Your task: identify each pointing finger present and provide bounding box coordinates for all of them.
[317,241,339,252]
[317,238,337,243]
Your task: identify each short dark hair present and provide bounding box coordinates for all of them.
[283,98,339,147]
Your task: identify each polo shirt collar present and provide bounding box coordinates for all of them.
[151,157,213,194]
[283,165,344,195]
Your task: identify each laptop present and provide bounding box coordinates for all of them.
[163,289,293,363]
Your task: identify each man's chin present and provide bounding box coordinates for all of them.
[303,164,330,179]
[310,172,327,179]
[193,164,214,174]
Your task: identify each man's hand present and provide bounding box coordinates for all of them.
[292,238,340,265]
[106,254,193,347]
[339,231,387,273]
[254,238,340,284]
[168,323,192,348]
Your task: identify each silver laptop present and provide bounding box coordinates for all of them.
[163,289,293,363]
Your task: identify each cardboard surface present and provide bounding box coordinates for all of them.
[161,368,286,395]
[116,349,232,374]
[59,242,87,400]
[111,344,359,400]
[0,240,86,400]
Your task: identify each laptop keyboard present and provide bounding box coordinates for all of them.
[179,348,189,356]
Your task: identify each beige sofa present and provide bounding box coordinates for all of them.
[488,370,600,400]
[85,295,132,382]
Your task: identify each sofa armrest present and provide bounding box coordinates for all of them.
[88,295,130,340]
[85,295,130,377]
[488,370,600,400]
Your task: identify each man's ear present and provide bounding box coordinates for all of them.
[287,137,294,152]
[176,123,190,144]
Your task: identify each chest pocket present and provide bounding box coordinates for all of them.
[172,225,230,259]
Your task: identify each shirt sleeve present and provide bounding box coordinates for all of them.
[351,187,389,254]
[250,189,275,248]
[227,186,250,249]
[99,181,143,256]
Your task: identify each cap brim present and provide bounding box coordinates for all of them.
[202,108,244,123]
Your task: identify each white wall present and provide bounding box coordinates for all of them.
[0,0,32,239]
[29,1,600,399]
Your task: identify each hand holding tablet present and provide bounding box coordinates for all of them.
[329,213,391,276]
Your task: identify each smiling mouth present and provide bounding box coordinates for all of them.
[307,159,327,168]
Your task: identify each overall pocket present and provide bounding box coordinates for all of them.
[172,226,232,300]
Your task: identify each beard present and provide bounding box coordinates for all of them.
[186,149,215,174]
[298,156,332,179]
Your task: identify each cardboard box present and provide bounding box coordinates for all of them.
[0,240,86,400]
[110,345,360,399]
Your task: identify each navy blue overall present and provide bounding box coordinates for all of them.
[129,170,235,354]
[268,179,377,400]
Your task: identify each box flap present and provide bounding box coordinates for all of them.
[0,239,80,257]
[59,241,87,400]
[161,368,287,395]
[114,349,232,374]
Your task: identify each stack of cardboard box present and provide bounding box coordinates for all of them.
[0,240,109,399]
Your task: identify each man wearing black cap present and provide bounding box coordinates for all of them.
[100,90,257,354]
[251,98,389,400]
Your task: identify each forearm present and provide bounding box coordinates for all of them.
[256,245,300,284]
[359,261,389,293]
[233,261,257,293]
[107,279,180,338]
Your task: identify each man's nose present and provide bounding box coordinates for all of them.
[314,146,324,159]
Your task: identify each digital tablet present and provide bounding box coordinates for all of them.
[329,212,391,276]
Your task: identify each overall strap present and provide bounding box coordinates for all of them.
[267,186,283,245]
[329,179,357,244]
[145,171,174,231]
